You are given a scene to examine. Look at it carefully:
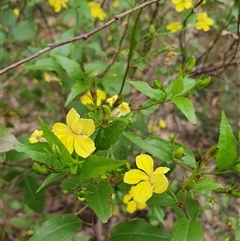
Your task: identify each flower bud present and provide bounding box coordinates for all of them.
[149,24,155,36]
[184,56,196,74]
[89,78,97,101]
[102,105,111,128]
[195,149,203,165]
[173,147,184,159]
[196,77,211,89]
[153,79,163,89]
[32,163,50,175]
[51,143,61,157]
[200,146,219,167]
[235,163,240,172]
[231,190,240,198]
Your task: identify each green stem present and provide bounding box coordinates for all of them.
[172,158,194,172]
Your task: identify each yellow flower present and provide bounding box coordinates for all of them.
[43,72,60,82]
[106,94,119,107]
[172,0,192,12]
[29,130,45,143]
[195,12,214,32]
[52,108,96,158]
[113,1,119,8]
[48,0,68,13]
[80,89,106,107]
[166,22,183,33]
[111,102,130,117]
[123,186,147,213]
[159,119,167,129]
[13,8,19,17]
[88,2,106,21]
[124,154,170,203]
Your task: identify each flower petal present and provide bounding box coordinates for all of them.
[74,135,95,158]
[52,123,71,136]
[75,118,95,136]
[136,154,154,175]
[124,169,149,184]
[66,108,81,128]
[150,172,169,194]
[123,193,132,204]
[126,200,137,213]
[63,133,75,154]
[155,167,170,174]
[137,202,147,210]
[133,181,153,203]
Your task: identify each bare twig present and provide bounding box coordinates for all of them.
[0,0,160,76]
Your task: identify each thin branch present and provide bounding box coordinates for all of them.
[0,0,160,76]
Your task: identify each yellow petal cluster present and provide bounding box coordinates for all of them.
[166,22,183,33]
[195,12,214,32]
[29,130,45,143]
[52,108,96,158]
[124,154,170,203]
[80,89,106,107]
[88,2,106,21]
[172,0,192,12]
[111,102,130,117]
[48,0,68,12]
[123,186,147,213]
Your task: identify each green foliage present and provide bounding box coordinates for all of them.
[1,0,239,240]
[216,111,237,168]
[29,214,81,241]
[171,218,203,241]
[109,219,170,241]
[85,180,112,223]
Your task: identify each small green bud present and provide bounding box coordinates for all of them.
[184,56,196,74]
[173,147,184,159]
[231,189,240,198]
[201,145,219,167]
[102,105,111,128]
[89,78,97,100]
[51,143,61,157]
[169,133,177,142]
[32,163,50,175]
[149,24,155,36]
[195,149,203,165]
[235,163,240,172]
[153,79,163,89]
[196,77,211,89]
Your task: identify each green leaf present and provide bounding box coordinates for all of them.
[129,80,166,102]
[194,178,223,193]
[29,214,81,241]
[186,197,200,220]
[53,55,82,80]
[171,78,184,95]
[164,77,196,97]
[24,175,45,213]
[123,132,196,167]
[81,156,126,179]
[171,218,203,241]
[14,143,63,169]
[85,180,112,223]
[65,82,87,107]
[171,97,196,124]
[60,176,80,193]
[0,124,20,152]
[216,111,237,168]
[25,58,63,72]
[109,219,170,241]
[95,119,129,150]
[147,193,176,207]
[38,116,74,166]
[11,20,35,41]
[37,173,67,193]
